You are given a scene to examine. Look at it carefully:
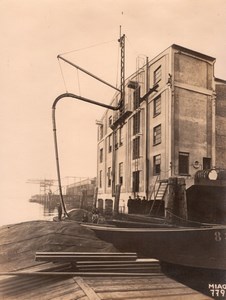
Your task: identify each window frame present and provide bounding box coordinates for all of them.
[133,111,140,135]
[132,136,140,160]
[153,66,162,85]
[114,130,118,149]
[179,152,189,175]
[99,124,103,140]
[108,115,113,127]
[203,157,211,170]
[99,148,103,163]
[132,170,140,192]
[153,124,161,146]
[107,167,111,187]
[119,127,123,146]
[108,134,112,153]
[153,154,161,175]
[133,86,140,110]
[119,162,123,185]
[99,170,102,188]
[153,95,161,117]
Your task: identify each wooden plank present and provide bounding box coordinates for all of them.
[77,268,160,273]
[35,255,137,262]
[91,282,190,292]
[0,271,161,276]
[97,288,207,299]
[0,272,211,300]
[76,261,159,266]
[0,277,76,298]
[77,266,159,270]
[102,295,209,300]
[48,291,85,300]
[74,277,101,300]
[37,284,81,300]
[85,276,168,286]
[20,284,82,300]
[36,252,137,256]
[0,277,65,296]
[85,276,211,299]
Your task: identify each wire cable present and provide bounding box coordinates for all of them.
[59,39,116,56]
[76,68,81,96]
[57,58,68,93]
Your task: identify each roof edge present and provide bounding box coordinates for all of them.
[172,44,216,62]
[215,77,226,84]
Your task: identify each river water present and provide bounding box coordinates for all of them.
[0,196,57,227]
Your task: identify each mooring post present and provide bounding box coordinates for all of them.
[166,177,177,223]
[177,177,188,221]
[166,177,187,224]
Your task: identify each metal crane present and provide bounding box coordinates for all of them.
[26,179,57,196]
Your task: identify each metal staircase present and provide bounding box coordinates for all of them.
[149,178,168,216]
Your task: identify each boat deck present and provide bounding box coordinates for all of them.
[0,262,211,299]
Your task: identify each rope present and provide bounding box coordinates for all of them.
[76,68,81,96]
[58,39,116,56]
[57,58,68,92]
[165,209,212,227]
[125,36,139,56]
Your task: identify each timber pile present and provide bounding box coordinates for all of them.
[35,251,137,262]
[75,259,160,273]
[35,251,161,275]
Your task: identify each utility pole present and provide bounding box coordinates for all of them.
[118,27,125,116]
[112,28,125,200]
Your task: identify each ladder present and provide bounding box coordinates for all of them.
[149,178,168,216]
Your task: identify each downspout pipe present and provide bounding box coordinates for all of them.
[145,57,149,200]
[52,92,122,217]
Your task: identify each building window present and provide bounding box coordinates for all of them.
[133,111,140,135]
[133,86,140,110]
[119,127,123,146]
[114,130,118,149]
[153,154,161,175]
[153,95,161,116]
[179,152,189,175]
[99,170,102,188]
[107,167,111,187]
[133,136,140,160]
[99,148,103,163]
[203,157,211,170]
[99,124,103,140]
[108,134,112,153]
[153,124,161,145]
[154,66,162,84]
[109,116,112,127]
[132,171,140,192]
[119,162,123,185]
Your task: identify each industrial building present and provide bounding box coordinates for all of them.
[96,44,226,215]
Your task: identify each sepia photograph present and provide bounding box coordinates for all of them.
[0,0,226,299]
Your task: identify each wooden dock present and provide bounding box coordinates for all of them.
[0,261,211,300]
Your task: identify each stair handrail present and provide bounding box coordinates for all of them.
[156,181,168,215]
[149,175,159,215]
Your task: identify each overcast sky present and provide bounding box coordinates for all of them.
[0,0,226,208]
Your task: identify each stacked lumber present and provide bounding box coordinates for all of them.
[75,259,160,273]
[35,252,137,262]
[35,252,160,274]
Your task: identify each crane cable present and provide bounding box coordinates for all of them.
[57,57,68,93]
